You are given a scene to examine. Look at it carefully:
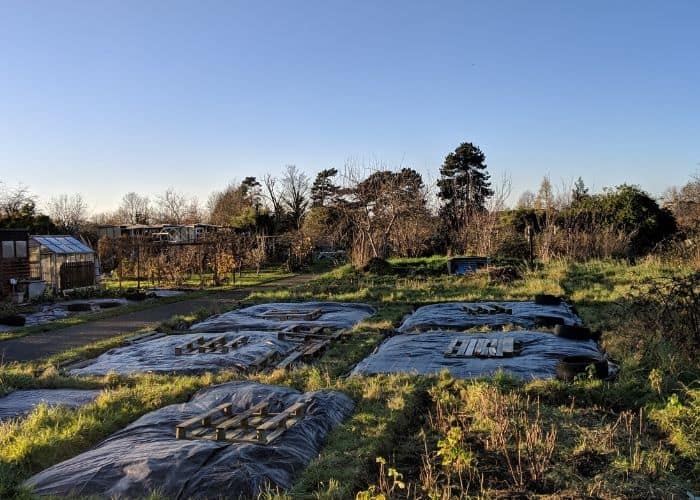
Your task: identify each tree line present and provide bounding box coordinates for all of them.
[2,141,698,268]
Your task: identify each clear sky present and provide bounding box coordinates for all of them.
[1,0,698,213]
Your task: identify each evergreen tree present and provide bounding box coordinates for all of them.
[572,176,589,202]
[310,168,340,207]
[534,175,554,211]
[437,142,493,243]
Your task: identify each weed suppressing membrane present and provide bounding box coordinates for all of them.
[24,382,354,498]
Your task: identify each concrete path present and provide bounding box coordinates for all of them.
[0,274,315,363]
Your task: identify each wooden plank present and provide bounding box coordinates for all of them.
[302,340,330,358]
[175,337,202,355]
[463,338,477,357]
[256,403,306,441]
[487,339,498,356]
[176,402,234,439]
[444,338,461,356]
[214,401,269,440]
[456,338,472,357]
[502,337,515,356]
[277,350,303,370]
[495,338,504,357]
[249,350,278,370]
[229,335,249,347]
[474,338,489,356]
[260,308,322,321]
[262,427,287,444]
[198,336,226,353]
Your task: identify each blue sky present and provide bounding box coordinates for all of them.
[1,0,698,213]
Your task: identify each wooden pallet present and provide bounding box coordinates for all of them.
[276,350,304,370]
[274,338,333,370]
[259,308,323,321]
[175,336,205,355]
[444,337,517,358]
[277,328,346,343]
[175,400,306,445]
[248,349,280,371]
[461,304,512,315]
[175,335,249,355]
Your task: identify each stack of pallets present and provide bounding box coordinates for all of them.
[175,400,307,444]
[444,337,517,358]
[259,308,323,321]
[175,335,249,355]
[461,304,513,315]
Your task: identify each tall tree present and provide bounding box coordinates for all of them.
[534,176,554,211]
[572,176,589,203]
[341,167,431,261]
[48,193,88,234]
[208,181,257,228]
[280,165,310,229]
[437,142,493,250]
[310,168,340,207]
[154,187,188,224]
[117,192,151,225]
[0,183,55,232]
[262,173,284,227]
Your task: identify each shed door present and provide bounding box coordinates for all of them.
[59,261,95,289]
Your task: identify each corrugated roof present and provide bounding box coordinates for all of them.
[32,236,95,255]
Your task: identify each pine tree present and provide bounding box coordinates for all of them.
[572,176,589,202]
[310,168,340,208]
[437,142,494,231]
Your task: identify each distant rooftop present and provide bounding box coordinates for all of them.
[31,235,95,255]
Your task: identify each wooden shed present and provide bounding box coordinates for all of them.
[0,229,30,297]
[29,236,97,291]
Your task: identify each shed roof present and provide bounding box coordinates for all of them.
[31,236,95,255]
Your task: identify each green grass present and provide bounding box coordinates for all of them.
[102,267,293,291]
[0,257,698,498]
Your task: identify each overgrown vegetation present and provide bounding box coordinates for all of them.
[0,257,698,498]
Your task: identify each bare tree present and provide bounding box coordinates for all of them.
[460,173,513,256]
[154,187,189,224]
[517,190,536,209]
[262,173,284,227]
[184,196,205,224]
[0,183,36,219]
[117,192,151,224]
[280,165,310,229]
[48,194,88,234]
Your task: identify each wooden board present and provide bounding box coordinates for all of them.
[502,337,515,356]
[260,308,322,321]
[175,336,205,355]
[198,336,227,353]
[473,338,489,356]
[444,338,463,356]
[444,337,519,359]
[176,399,304,445]
[176,402,234,439]
[276,350,303,370]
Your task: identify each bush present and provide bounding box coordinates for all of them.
[629,272,700,360]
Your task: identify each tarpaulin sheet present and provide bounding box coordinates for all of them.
[70,332,296,376]
[350,331,603,380]
[25,381,354,499]
[0,389,101,421]
[399,301,582,332]
[190,302,374,333]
